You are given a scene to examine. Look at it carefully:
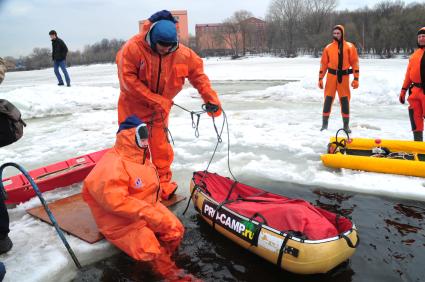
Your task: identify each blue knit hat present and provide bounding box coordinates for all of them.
[150,20,178,47]
[117,115,144,133]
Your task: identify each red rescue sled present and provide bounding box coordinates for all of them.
[2,149,109,204]
[189,171,359,274]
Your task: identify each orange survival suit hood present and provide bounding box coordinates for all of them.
[333,25,345,43]
[418,27,425,48]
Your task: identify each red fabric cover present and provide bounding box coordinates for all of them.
[193,171,353,240]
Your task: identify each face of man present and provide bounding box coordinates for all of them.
[49,34,56,40]
[155,42,173,55]
[333,29,342,41]
[418,34,425,47]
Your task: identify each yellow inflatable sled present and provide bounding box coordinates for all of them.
[321,130,425,177]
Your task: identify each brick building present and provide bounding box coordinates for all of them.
[196,17,266,56]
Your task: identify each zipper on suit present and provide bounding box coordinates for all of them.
[156,56,162,93]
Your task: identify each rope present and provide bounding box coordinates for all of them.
[176,102,238,215]
[173,103,205,138]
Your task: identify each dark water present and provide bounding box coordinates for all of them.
[73,176,425,282]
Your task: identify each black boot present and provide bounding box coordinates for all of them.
[343,117,351,133]
[413,131,423,141]
[320,116,329,131]
[0,236,12,254]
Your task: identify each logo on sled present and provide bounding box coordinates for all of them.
[202,200,258,244]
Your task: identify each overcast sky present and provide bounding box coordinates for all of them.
[0,0,422,57]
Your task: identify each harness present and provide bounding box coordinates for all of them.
[327,68,353,76]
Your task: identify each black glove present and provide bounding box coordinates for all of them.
[203,102,219,113]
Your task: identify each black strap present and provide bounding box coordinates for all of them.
[182,172,209,215]
[212,201,227,230]
[328,68,353,76]
[224,181,238,202]
[249,213,268,247]
[337,40,344,83]
[420,50,425,92]
[277,234,291,267]
[408,83,422,95]
[335,214,340,232]
[182,184,200,215]
[340,233,360,248]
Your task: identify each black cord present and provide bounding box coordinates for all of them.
[174,103,238,215]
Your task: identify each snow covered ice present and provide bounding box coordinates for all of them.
[0,56,422,281]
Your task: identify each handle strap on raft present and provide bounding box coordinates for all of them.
[183,172,211,215]
[211,201,229,231]
[340,233,360,248]
[224,181,238,202]
[249,213,268,247]
[210,180,240,230]
[0,162,82,269]
[276,233,291,267]
[182,184,200,215]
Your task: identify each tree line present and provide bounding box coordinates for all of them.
[5,38,125,71]
[198,0,425,58]
[4,0,425,71]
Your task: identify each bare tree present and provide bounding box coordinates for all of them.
[220,18,241,57]
[267,0,308,57]
[304,0,338,56]
[233,10,254,55]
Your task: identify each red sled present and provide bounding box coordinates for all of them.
[2,149,109,205]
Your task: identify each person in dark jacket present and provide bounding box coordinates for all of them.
[0,57,11,281]
[49,30,71,87]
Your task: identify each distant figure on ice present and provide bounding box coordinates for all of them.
[399,27,425,141]
[116,10,222,201]
[318,25,360,133]
[49,30,71,87]
[83,116,192,281]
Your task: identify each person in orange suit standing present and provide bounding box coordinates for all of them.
[399,27,425,141]
[318,25,360,133]
[83,115,192,281]
[116,10,222,201]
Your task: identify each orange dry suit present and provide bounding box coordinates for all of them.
[116,16,222,200]
[399,27,425,141]
[319,25,359,131]
[82,126,184,278]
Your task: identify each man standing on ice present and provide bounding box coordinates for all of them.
[399,27,425,141]
[318,25,360,133]
[49,30,71,87]
[116,10,222,200]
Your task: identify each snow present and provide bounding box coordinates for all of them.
[0,56,421,281]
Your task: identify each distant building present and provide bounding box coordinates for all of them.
[139,10,189,46]
[195,23,230,56]
[196,17,267,57]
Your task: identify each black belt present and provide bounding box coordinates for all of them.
[328,68,353,76]
[411,82,422,88]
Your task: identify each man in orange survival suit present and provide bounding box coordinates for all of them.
[116,10,222,200]
[82,115,187,280]
[318,25,359,133]
[399,27,425,141]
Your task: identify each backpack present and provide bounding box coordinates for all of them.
[0,99,26,147]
